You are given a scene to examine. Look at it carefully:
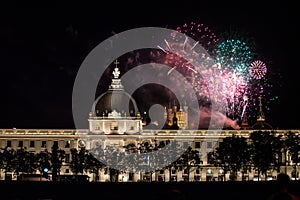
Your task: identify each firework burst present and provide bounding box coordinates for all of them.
[215,38,253,75]
[249,60,267,79]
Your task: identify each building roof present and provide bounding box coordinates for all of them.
[251,121,273,130]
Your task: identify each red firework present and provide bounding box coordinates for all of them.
[249,60,267,79]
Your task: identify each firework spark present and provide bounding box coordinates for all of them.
[215,39,253,75]
[176,21,219,55]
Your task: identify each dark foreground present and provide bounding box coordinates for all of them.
[1,180,300,200]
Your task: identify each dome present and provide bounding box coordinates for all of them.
[92,90,138,117]
[91,64,139,117]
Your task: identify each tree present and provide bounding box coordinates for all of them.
[89,145,106,181]
[277,133,288,173]
[104,145,123,182]
[2,148,17,180]
[285,131,300,179]
[15,148,37,178]
[123,143,139,177]
[272,133,285,174]
[51,142,66,181]
[177,146,201,182]
[162,140,183,182]
[249,130,281,181]
[0,148,4,179]
[212,135,251,181]
[151,140,173,182]
[85,152,105,181]
[138,141,156,182]
[70,147,85,175]
[36,149,51,180]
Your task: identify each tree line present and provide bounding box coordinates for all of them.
[0,130,299,182]
[208,130,300,181]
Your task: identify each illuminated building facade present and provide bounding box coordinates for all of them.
[164,103,188,130]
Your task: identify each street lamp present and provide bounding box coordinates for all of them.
[42,167,49,180]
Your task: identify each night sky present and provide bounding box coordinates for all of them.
[0,4,297,129]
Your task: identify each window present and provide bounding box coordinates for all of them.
[196,169,200,174]
[110,122,118,130]
[65,154,70,163]
[171,169,176,174]
[78,140,85,147]
[53,141,58,146]
[207,141,212,149]
[158,176,164,182]
[195,141,201,148]
[183,169,188,174]
[18,141,23,148]
[30,141,35,148]
[7,140,11,147]
[129,173,134,181]
[207,169,212,174]
[171,176,177,182]
[183,141,189,147]
[95,141,100,147]
[182,175,189,182]
[65,140,70,148]
[41,141,47,148]
[65,169,69,173]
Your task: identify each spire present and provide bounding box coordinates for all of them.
[170,112,179,130]
[240,111,249,130]
[179,105,183,112]
[257,96,265,122]
[109,60,124,91]
[251,96,273,130]
[173,99,177,112]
